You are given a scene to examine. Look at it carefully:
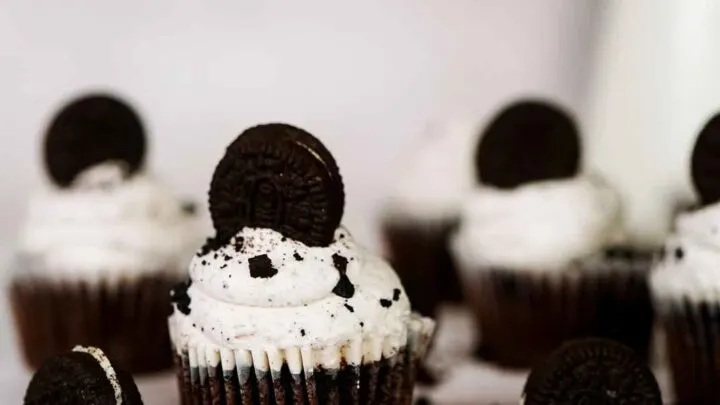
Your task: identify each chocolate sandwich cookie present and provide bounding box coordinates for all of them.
[25,346,143,405]
[522,339,662,405]
[691,112,720,206]
[44,93,146,188]
[476,100,580,189]
[209,123,344,247]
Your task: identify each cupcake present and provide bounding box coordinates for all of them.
[10,93,202,373]
[381,119,477,316]
[25,345,144,405]
[450,100,655,368]
[651,112,720,404]
[168,123,435,405]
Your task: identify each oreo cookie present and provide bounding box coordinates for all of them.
[691,112,720,206]
[44,93,146,187]
[476,100,580,189]
[522,338,661,405]
[209,123,344,247]
[25,346,143,405]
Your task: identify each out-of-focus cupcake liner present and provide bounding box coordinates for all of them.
[382,222,462,317]
[10,273,181,373]
[656,298,720,404]
[171,314,435,405]
[458,257,654,368]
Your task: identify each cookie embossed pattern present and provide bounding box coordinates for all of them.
[168,123,435,405]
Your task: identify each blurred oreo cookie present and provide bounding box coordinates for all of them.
[44,93,146,188]
[691,112,720,206]
[476,100,580,189]
[522,338,661,405]
[209,123,344,247]
[25,346,143,405]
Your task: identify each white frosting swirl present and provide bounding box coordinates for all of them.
[170,226,411,351]
[17,162,202,283]
[652,203,720,303]
[383,119,478,224]
[451,176,621,271]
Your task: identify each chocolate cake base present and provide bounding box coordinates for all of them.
[382,222,462,317]
[464,264,654,368]
[174,349,418,405]
[11,274,180,374]
[660,300,720,405]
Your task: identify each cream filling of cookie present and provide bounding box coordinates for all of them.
[72,346,123,405]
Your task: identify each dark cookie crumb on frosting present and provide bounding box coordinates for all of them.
[170,279,192,315]
[181,201,197,215]
[294,251,304,261]
[380,299,393,308]
[393,288,402,301]
[674,246,684,260]
[344,304,355,313]
[331,253,355,298]
[248,254,278,279]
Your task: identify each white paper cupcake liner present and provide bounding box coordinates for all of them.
[171,314,434,405]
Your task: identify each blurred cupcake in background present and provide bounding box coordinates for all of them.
[450,99,655,368]
[652,112,720,404]
[380,119,478,317]
[169,123,434,405]
[10,93,203,373]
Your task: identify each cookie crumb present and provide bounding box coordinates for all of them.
[249,254,278,278]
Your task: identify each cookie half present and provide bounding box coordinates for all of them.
[209,123,344,247]
[25,346,143,405]
[522,338,662,405]
[476,100,580,189]
[44,93,146,188]
[691,112,720,206]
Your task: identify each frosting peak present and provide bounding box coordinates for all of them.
[190,227,358,308]
[451,176,621,271]
[652,203,720,303]
[18,164,202,281]
[172,226,411,350]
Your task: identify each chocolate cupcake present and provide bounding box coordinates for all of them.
[450,100,655,368]
[25,346,144,405]
[380,119,478,317]
[651,112,720,404]
[10,93,202,373]
[168,123,435,405]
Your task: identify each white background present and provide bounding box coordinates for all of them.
[0,0,707,403]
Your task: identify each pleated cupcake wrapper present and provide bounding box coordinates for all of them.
[382,221,462,317]
[655,298,720,404]
[10,273,182,373]
[457,258,654,368]
[172,314,435,405]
